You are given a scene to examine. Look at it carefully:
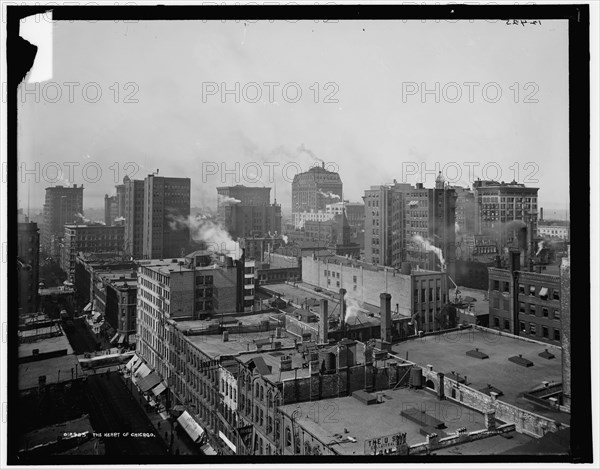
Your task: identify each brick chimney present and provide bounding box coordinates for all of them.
[319,299,329,345]
[339,288,347,327]
[380,293,392,343]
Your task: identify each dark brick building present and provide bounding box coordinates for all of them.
[488,252,562,345]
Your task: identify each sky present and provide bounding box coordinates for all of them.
[17,19,570,215]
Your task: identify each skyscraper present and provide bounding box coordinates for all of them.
[104,194,118,226]
[291,163,343,214]
[41,184,84,258]
[217,185,281,239]
[472,179,539,241]
[363,175,457,278]
[142,174,191,259]
[363,181,410,267]
[124,176,145,259]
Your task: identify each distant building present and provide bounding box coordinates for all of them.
[538,223,570,240]
[61,224,125,277]
[472,179,539,242]
[255,253,301,285]
[452,185,477,237]
[239,237,284,262]
[302,255,449,333]
[115,180,126,219]
[217,185,271,209]
[74,252,138,312]
[292,210,335,230]
[142,175,191,259]
[327,201,365,240]
[18,218,40,317]
[488,251,562,345]
[123,176,145,259]
[104,194,118,226]
[363,176,457,278]
[94,270,138,346]
[41,185,84,258]
[217,186,281,239]
[363,182,408,268]
[291,163,343,214]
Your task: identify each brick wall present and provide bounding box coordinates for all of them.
[280,362,412,405]
[560,255,570,408]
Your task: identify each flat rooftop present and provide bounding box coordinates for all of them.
[175,316,297,360]
[432,431,534,455]
[391,328,568,424]
[279,387,492,455]
[262,282,410,323]
[19,354,81,390]
[19,330,74,358]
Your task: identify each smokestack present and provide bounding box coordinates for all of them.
[518,227,528,269]
[509,250,520,274]
[339,288,347,329]
[509,249,521,336]
[380,293,392,343]
[319,299,329,344]
[540,207,543,222]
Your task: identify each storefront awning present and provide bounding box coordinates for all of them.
[118,334,126,344]
[152,382,167,396]
[219,430,236,452]
[201,443,217,455]
[110,332,120,344]
[178,411,204,443]
[138,372,162,392]
[135,363,151,379]
[83,302,92,312]
[125,355,140,371]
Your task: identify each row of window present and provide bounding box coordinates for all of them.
[492,317,561,341]
[491,280,560,301]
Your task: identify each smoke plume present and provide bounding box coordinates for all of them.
[298,144,324,164]
[318,189,341,200]
[169,214,241,260]
[218,194,242,205]
[344,292,364,324]
[281,234,288,244]
[412,235,445,270]
[536,240,545,256]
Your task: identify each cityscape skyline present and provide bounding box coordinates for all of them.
[9,5,589,464]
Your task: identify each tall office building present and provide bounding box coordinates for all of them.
[115,180,126,218]
[124,176,145,259]
[104,194,118,226]
[472,179,539,242]
[217,186,281,239]
[41,185,84,258]
[452,186,477,236]
[291,163,343,214]
[363,175,456,277]
[17,213,40,317]
[363,181,410,267]
[61,224,125,276]
[142,174,191,259]
[404,175,457,278]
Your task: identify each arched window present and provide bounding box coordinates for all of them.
[260,385,264,401]
[255,382,260,398]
